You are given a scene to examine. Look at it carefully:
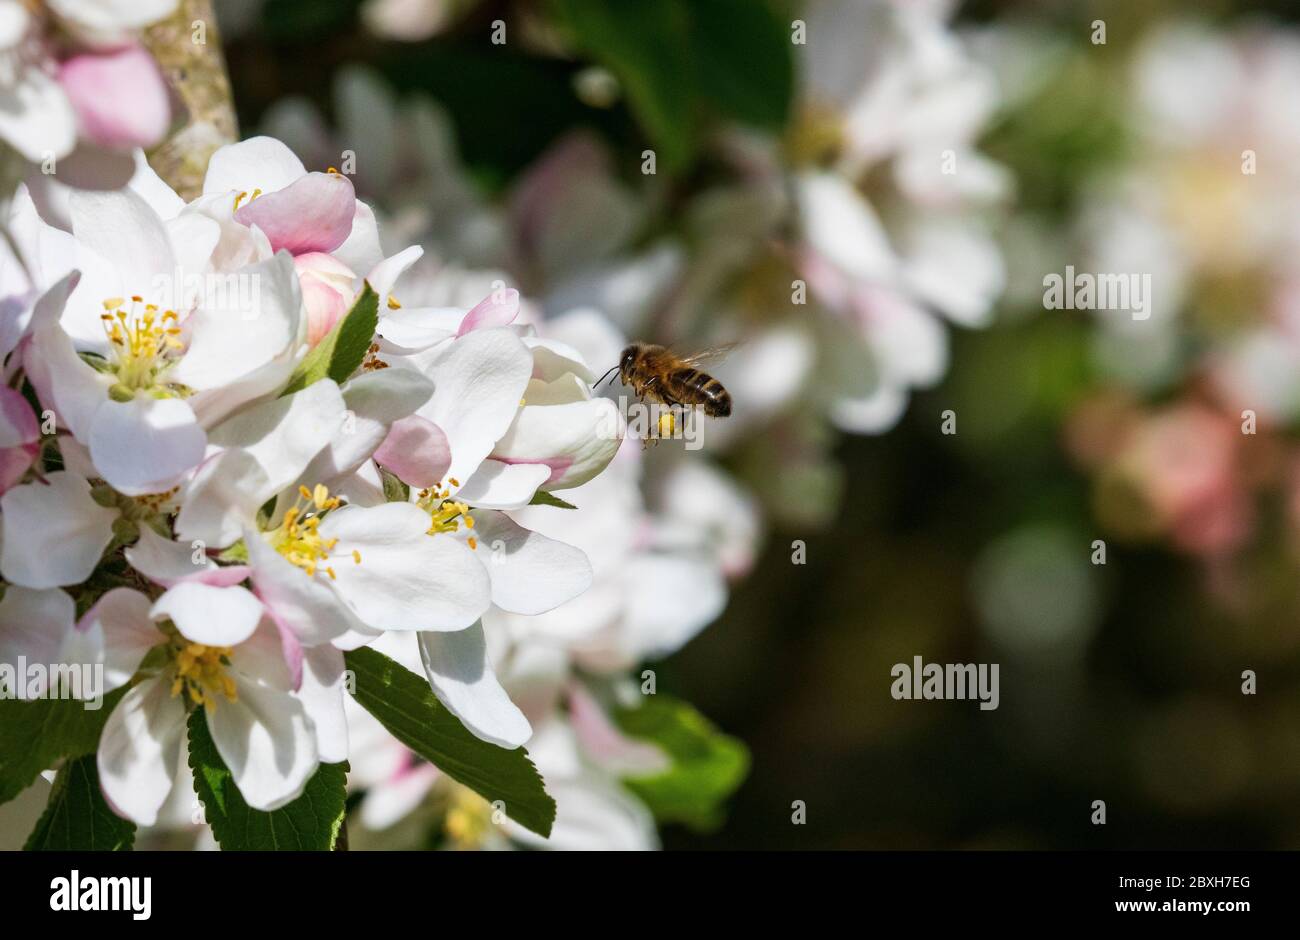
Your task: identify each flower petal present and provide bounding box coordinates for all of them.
[151,582,263,647]
[0,65,76,162]
[88,396,206,496]
[471,511,592,614]
[298,645,348,764]
[202,136,308,198]
[124,525,250,587]
[318,502,491,631]
[418,622,531,748]
[372,415,451,488]
[0,587,74,690]
[235,171,356,255]
[208,678,319,812]
[455,459,549,510]
[170,251,302,392]
[0,471,117,588]
[418,327,532,487]
[69,187,176,296]
[207,378,346,495]
[295,368,433,486]
[59,46,170,150]
[70,587,160,692]
[490,397,623,491]
[0,386,40,494]
[456,287,520,336]
[174,449,272,549]
[96,676,187,826]
[245,526,370,645]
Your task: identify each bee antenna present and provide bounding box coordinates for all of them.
[593,364,620,389]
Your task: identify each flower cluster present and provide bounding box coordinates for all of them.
[0,0,177,199]
[0,134,622,825]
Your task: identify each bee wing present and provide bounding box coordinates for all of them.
[679,342,740,368]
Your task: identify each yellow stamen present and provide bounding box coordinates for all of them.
[98,296,185,391]
[168,639,237,711]
[270,484,346,577]
[416,479,475,545]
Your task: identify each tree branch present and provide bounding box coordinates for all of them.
[143,0,239,199]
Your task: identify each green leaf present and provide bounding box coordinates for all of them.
[528,490,577,510]
[24,755,135,850]
[281,282,379,396]
[344,647,556,838]
[187,709,348,850]
[380,467,410,504]
[0,687,126,806]
[615,695,749,831]
[551,0,698,170]
[691,0,793,129]
[550,0,794,170]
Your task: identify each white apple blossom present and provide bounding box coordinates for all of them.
[0,121,640,842]
[0,0,177,207]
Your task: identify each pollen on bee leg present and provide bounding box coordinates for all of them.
[657,410,676,438]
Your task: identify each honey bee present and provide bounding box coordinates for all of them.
[598,342,733,417]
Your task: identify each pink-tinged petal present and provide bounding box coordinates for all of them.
[568,682,669,776]
[72,587,161,692]
[300,273,349,346]
[295,251,355,346]
[456,288,520,337]
[499,455,574,484]
[0,386,40,494]
[0,444,42,496]
[491,398,622,490]
[372,415,451,488]
[58,46,170,150]
[124,526,251,588]
[235,171,356,255]
[294,250,356,281]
